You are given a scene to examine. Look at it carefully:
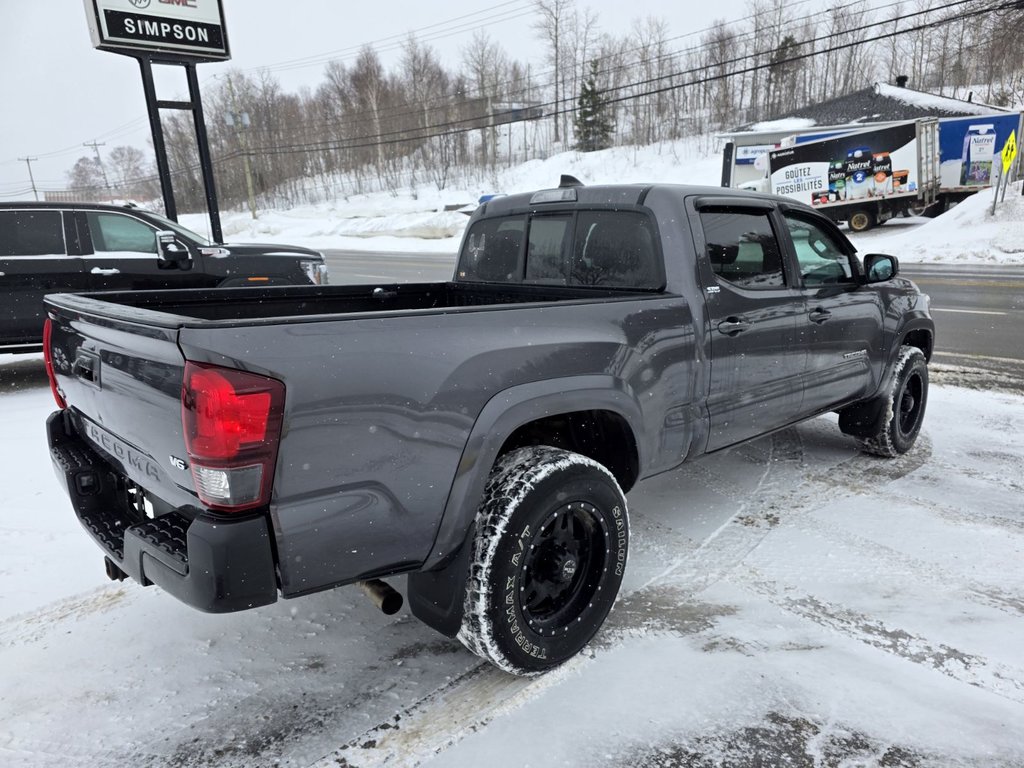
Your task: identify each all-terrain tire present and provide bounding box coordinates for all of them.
[857,345,928,457]
[457,446,628,675]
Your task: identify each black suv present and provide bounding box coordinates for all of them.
[1,202,328,353]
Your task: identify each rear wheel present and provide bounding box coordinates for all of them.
[458,446,628,675]
[847,208,876,232]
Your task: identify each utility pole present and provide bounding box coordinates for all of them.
[18,157,39,201]
[83,140,111,190]
[225,74,258,220]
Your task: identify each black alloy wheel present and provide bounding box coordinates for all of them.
[519,502,609,637]
[459,446,629,675]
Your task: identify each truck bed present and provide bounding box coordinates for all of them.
[48,281,655,327]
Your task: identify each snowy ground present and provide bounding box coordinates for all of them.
[1,353,1023,767]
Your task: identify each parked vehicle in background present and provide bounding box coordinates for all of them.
[722,111,1024,229]
[0,202,328,353]
[44,181,933,675]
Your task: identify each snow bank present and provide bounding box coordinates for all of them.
[848,180,1024,264]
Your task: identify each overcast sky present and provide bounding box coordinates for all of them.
[0,0,755,195]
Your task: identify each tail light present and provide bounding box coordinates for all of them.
[181,362,285,512]
[43,318,67,409]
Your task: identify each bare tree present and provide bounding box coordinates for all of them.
[533,0,573,146]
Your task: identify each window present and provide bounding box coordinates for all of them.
[0,210,66,257]
[700,210,785,289]
[784,215,855,286]
[457,217,525,282]
[456,210,663,290]
[571,211,661,289]
[87,212,157,254]
[526,216,571,283]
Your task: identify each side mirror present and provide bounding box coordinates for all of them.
[863,253,899,283]
[156,230,191,270]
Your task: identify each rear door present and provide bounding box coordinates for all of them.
[780,209,884,412]
[692,200,807,451]
[78,209,207,292]
[0,208,85,345]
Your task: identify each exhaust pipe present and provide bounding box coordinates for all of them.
[358,578,403,615]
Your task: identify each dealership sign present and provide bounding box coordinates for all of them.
[84,0,230,61]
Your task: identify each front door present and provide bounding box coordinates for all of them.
[79,210,205,292]
[0,209,85,346]
[695,204,807,452]
[781,211,883,414]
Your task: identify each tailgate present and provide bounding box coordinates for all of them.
[46,298,197,510]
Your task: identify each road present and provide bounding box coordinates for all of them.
[322,249,1024,379]
[900,263,1024,380]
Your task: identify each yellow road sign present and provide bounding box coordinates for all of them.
[1002,130,1018,174]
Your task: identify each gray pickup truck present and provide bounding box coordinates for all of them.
[44,182,934,675]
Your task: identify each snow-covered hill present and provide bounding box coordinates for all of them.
[180,138,1024,265]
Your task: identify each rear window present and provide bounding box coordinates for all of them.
[458,210,662,290]
[0,210,66,257]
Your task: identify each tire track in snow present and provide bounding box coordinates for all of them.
[792,512,1024,620]
[738,572,1024,706]
[313,657,588,768]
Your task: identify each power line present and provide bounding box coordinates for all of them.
[233,0,982,159]
[63,0,1006,191]
[245,0,535,75]
[24,0,1011,193]
[196,0,921,144]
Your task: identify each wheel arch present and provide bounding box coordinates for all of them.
[407,376,644,637]
[429,376,643,571]
[900,324,933,362]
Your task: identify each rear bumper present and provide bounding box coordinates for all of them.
[47,411,278,613]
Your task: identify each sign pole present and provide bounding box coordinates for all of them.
[185,62,223,244]
[138,56,177,222]
[84,0,230,235]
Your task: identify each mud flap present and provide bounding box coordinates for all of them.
[838,397,888,439]
[406,524,475,638]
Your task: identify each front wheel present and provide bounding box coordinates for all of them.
[458,446,628,675]
[854,345,929,457]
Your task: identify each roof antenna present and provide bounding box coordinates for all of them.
[559,174,584,188]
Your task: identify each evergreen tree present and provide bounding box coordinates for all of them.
[574,60,613,152]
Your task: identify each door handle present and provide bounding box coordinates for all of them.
[809,308,832,323]
[717,317,752,336]
[90,267,120,276]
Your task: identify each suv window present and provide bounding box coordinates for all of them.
[87,212,157,254]
[0,210,66,257]
[458,210,662,289]
[784,214,855,286]
[699,210,785,289]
